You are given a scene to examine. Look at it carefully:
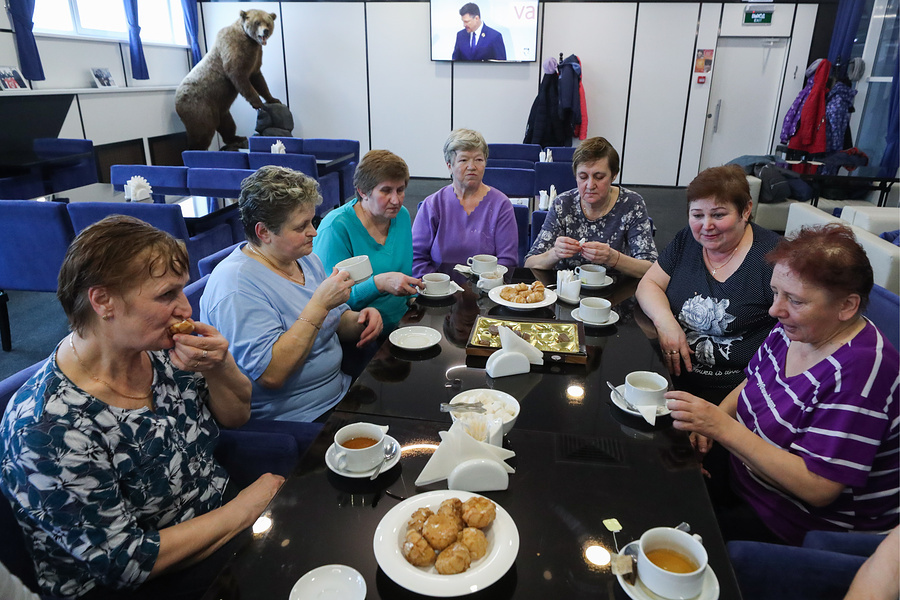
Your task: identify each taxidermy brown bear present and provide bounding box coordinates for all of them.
[175,9,281,151]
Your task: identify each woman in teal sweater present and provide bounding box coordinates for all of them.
[314,150,422,328]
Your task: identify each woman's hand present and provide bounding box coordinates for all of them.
[356,307,383,347]
[375,272,423,296]
[580,241,615,265]
[552,236,582,260]
[657,321,693,376]
[170,320,231,373]
[311,268,354,310]
[228,473,285,530]
[665,391,730,440]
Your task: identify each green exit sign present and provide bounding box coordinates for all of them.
[744,8,774,24]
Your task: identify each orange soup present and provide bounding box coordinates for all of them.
[646,548,698,574]
[342,436,379,449]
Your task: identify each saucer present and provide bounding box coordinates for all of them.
[389,326,442,350]
[610,385,671,417]
[580,275,614,289]
[419,282,463,299]
[616,542,720,600]
[325,435,400,478]
[290,564,366,600]
[571,308,619,327]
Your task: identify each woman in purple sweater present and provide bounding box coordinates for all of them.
[411,129,518,277]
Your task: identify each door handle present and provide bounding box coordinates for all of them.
[712,99,722,134]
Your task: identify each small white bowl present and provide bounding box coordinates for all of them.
[448,388,520,435]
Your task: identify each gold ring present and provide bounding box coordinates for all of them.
[667,350,679,355]
[202,350,208,359]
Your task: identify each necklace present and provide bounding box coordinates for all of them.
[69,335,152,400]
[248,243,305,285]
[704,245,740,276]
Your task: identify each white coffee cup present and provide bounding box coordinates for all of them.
[575,264,607,285]
[335,255,373,284]
[477,270,504,290]
[333,422,388,472]
[422,273,451,295]
[467,254,498,274]
[578,297,611,324]
[636,527,708,599]
[625,371,668,407]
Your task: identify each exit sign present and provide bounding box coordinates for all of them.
[744,7,774,24]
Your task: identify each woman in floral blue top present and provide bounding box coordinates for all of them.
[0,216,283,599]
[524,137,658,278]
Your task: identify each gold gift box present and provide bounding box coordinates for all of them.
[465,316,586,364]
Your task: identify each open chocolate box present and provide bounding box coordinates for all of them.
[465,315,587,364]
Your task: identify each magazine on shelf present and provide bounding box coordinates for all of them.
[91,67,117,88]
[0,66,27,90]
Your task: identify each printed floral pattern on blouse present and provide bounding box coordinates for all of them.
[525,187,658,271]
[0,349,228,598]
[678,296,743,367]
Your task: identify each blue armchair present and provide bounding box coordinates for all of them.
[483,167,536,202]
[32,138,98,193]
[248,136,304,154]
[182,150,250,170]
[0,173,46,199]
[864,284,899,350]
[545,146,576,161]
[488,143,542,162]
[110,165,190,201]
[199,242,242,277]
[513,204,529,266]
[186,168,255,199]
[0,201,75,352]
[301,138,360,204]
[487,158,535,169]
[535,161,577,196]
[531,209,548,248]
[247,153,341,217]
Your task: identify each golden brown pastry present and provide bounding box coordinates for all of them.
[458,527,488,560]
[435,542,472,575]
[402,530,437,567]
[168,319,195,335]
[422,513,459,551]
[407,507,434,534]
[437,498,465,531]
[462,496,496,529]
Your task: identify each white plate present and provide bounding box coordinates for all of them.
[488,285,558,310]
[325,436,400,478]
[372,490,519,597]
[616,542,719,600]
[580,275,614,289]
[456,264,509,277]
[389,326,442,350]
[610,385,671,418]
[571,308,619,327]
[418,282,463,299]
[290,564,366,600]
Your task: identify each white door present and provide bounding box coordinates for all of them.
[699,37,789,170]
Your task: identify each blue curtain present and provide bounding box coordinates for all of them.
[181,0,202,65]
[827,0,866,69]
[7,0,45,80]
[879,60,899,178]
[123,0,149,79]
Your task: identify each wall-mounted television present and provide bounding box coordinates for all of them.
[430,0,539,62]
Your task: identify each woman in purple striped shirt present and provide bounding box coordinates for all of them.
[667,224,899,545]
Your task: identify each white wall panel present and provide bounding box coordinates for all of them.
[775,4,817,154]
[541,3,636,158]
[58,99,85,139]
[282,2,369,149]
[31,38,124,90]
[200,2,287,146]
[623,3,699,186]
[453,60,539,145]
[126,45,191,88]
[679,3,722,186]
[367,3,452,178]
[0,33,16,69]
[0,8,9,29]
[720,3,795,38]
[79,91,180,144]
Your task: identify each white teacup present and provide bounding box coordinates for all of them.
[575,264,607,285]
[335,255,373,284]
[625,371,668,407]
[477,270,504,290]
[578,297,611,324]
[636,527,708,599]
[333,422,388,472]
[467,254,498,275]
[422,273,451,295]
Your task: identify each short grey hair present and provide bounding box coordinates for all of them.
[442,129,489,164]
[239,165,322,244]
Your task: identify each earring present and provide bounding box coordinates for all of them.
[102,314,111,321]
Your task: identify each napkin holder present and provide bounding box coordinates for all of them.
[124,176,151,202]
[270,140,286,154]
[556,270,581,302]
[448,459,509,492]
[485,350,529,378]
[415,422,514,487]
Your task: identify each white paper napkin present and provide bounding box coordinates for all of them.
[637,405,657,426]
[415,421,515,486]
[556,270,581,300]
[453,264,472,275]
[539,190,549,210]
[546,148,553,162]
[498,326,543,365]
[270,140,286,154]
[124,175,151,201]
[549,185,557,204]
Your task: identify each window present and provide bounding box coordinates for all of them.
[33,0,187,46]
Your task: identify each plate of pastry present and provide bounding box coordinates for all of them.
[488,282,557,311]
[372,490,519,597]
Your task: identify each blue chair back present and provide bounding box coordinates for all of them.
[301,139,360,203]
[247,152,318,176]
[184,274,209,320]
[110,165,189,197]
[33,138,98,192]
[864,284,900,350]
[483,167,536,200]
[487,158,535,169]
[182,151,249,169]
[0,201,74,292]
[488,143,542,162]
[248,136,304,154]
[187,168,255,199]
[199,242,242,277]
[531,209,549,248]
[0,360,44,591]
[545,146,576,161]
[0,173,45,199]
[513,204,529,266]
[535,162,577,196]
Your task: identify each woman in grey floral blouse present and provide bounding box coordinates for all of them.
[0,216,283,599]
[524,137,657,278]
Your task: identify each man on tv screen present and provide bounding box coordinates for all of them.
[451,3,506,61]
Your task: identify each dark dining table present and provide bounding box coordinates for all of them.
[201,268,742,600]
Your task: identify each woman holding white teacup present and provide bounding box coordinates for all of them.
[524,137,657,278]
[202,166,383,423]
[411,129,519,277]
[666,225,899,545]
[636,165,780,395]
[315,150,422,328]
